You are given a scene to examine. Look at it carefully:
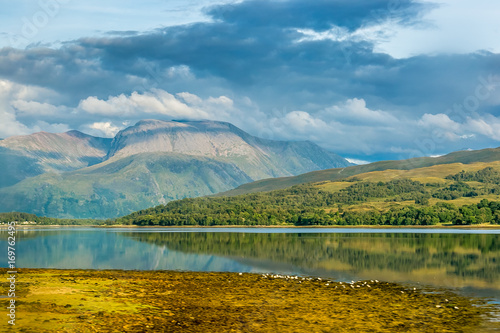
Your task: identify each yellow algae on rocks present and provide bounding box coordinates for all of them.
[1,268,499,333]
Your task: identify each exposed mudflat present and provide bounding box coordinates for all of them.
[1,269,499,332]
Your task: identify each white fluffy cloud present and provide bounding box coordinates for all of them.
[78,89,199,117]
[77,89,236,121]
[466,116,500,141]
[10,100,67,116]
[319,98,398,124]
[346,158,370,165]
[418,113,462,140]
[0,79,65,138]
[285,111,329,133]
[33,121,70,133]
[74,89,247,138]
[418,113,460,131]
[0,85,244,139]
[85,122,122,138]
[253,98,406,156]
[0,108,30,138]
[416,112,500,143]
[3,82,500,161]
[250,97,500,158]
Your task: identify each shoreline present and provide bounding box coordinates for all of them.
[94,223,500,229]
[2,223,500,229]
[2,268,498,332]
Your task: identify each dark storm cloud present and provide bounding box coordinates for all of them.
[105,31,140,36]
[206,0,430,31]
[0,0,499,160]
[0,45,124,103]
[0,0,436,102]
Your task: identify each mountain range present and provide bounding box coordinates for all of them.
[0,119,351,219]
[218,146,500,196]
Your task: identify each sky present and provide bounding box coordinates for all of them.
[0,0,500,163]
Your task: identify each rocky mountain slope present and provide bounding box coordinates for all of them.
[0,120,351,218]
[106,120,349,179]
[0,130,111,187]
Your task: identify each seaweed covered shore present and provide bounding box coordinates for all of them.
[1,269,499,332]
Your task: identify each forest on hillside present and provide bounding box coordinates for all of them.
[116,168,500,227]
[4,167,500,226]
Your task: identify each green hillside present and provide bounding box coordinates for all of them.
[0,147,44,188]
[116,163,500,227]
[0,120,352,219]
[219,147,500,196]
[0,153,253,219]
[5,145,500,224]
[0,131,111,187]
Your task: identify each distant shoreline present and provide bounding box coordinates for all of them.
[2,224,500,229]
[94,224,500,229]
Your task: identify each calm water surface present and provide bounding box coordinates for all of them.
[2,227,499,301]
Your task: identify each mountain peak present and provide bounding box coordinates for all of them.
[0,129,112,177]
[65,129,92,138]
[131,119,243,133]
[0,118,351,218]
[106,119,349,178]
[108,119,253,159]
[134,119,187,128]
[127,119,228,136]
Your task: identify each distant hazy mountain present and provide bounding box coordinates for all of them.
[0,120,351,218]
[107,120,349,179]
[0,130,111,188]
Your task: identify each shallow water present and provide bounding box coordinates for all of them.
[2,227,499,302]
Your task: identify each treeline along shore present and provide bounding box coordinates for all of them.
[102,167,500,226]
[4,167,500,227]
[4,198,500,227]
[119,197,500,227]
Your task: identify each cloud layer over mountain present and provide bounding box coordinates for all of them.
[0,0,499,162]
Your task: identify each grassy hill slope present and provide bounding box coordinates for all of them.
[0,153,253,219]
[117,159,500,227]
[0,131,111,188]
[219,147,500,196]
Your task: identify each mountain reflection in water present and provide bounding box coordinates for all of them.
[3,228,499,300]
